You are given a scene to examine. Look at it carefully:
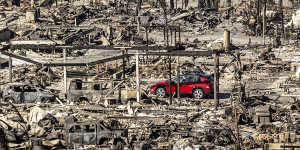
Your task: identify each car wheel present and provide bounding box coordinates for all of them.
[156,87,166,98]
[193,88,204,99]
[41,98,51,103]
[112,140,124,150]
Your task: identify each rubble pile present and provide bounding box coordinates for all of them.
[0,0,299,149]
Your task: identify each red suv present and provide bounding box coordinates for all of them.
[150,73,213,99]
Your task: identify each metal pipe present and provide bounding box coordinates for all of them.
[96,64,99,73]
[174,28,177,46]
[89,34,91,44]
[136,53,140,102]
[164,26,166,46]
[122,50,125,79]
[170,29,173,45]
[146,27,149,49]
[167,27,169,47]
[8,57,12,83]
[146,27,149,62]
[63,49,67,101]
[224,30,230,50]
[179,26,181,44]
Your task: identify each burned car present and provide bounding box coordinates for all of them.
[67,79,103,102]
[1,83,55,103]
[65,118,128,148]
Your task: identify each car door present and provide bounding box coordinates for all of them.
[69,125,83,145]
[179,75,195,94]
[10,85,24,102]
[23,85,38,102]
[83,124,97,145]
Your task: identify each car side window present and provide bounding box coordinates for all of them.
[180,76,187,83]
[69,125,81,133]
[13,86,23,92]
[75,125,81,132]
[182,75,194,83]
[84,124,96,132]
[193,76,201,82]
[189,75,195,82]
[23,86,37,92]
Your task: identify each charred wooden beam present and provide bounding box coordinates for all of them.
[1,51,42,65]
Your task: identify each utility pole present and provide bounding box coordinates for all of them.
[177,56,180,98]
[136,0,142,34]
[213,51,219,110]
[279,0,284,36]
[263,0,266,45]
[8,57,12,83]
[164,7,168,46]
[137,16,140,34]
[169,56,172,105]
[256,0,260,36]
[234,104,240,150]
[170,0,174,9]
[136,53,140,102]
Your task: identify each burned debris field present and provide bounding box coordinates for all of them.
[0,0,299,149]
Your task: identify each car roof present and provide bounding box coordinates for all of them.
[182,72,211,77]
[4,83,38,88]
[5,82,30,86]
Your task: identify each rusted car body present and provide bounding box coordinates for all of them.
[67,79,103,101]
[65,119,128,148]
[1,83,55,103]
